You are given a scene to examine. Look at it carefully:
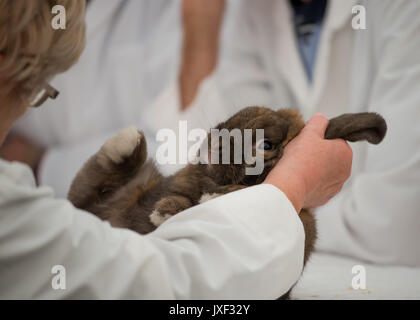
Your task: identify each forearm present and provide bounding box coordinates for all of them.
[264,173,306,213]
[179,45,218,109]
[148,185,305,299]
[178,0,225,109]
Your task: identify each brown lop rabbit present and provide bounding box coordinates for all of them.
[68,106,387,298]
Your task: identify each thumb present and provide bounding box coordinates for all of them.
[304,113,329,137]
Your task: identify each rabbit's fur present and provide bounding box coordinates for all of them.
[68,106,386,298]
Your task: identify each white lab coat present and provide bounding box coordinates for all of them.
[13,0,420,267]
[0,159,304,299]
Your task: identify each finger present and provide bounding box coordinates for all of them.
[305,113,329,137]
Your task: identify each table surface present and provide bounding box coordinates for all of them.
[290,252,420,300]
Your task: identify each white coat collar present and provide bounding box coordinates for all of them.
[307,0,358,111]
[271,0,358,113]
[326,0,359,32]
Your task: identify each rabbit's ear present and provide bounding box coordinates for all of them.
[325,112,387,144]
[276,109,305,143]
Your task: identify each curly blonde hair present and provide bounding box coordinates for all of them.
[0,0,86,102]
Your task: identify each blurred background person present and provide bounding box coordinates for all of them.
[162,0,420,267]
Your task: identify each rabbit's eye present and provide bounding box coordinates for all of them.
[258,140,273,151]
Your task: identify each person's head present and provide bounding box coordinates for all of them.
[0,0,86,144]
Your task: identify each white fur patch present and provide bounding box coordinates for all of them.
[149,210,172,227]
[199,193,221,204]
[98,126,141,167]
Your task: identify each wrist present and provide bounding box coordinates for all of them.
[181,41,218,73]
[183,33,220,53]
[263,171,306,213]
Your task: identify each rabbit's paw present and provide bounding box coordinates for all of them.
[149,210,172,227]
[149,196,192,227]
[199,193,221,204]
[98,126,143,167]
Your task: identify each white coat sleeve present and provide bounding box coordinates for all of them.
[315,1,420,266]
[0,161,304,299]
